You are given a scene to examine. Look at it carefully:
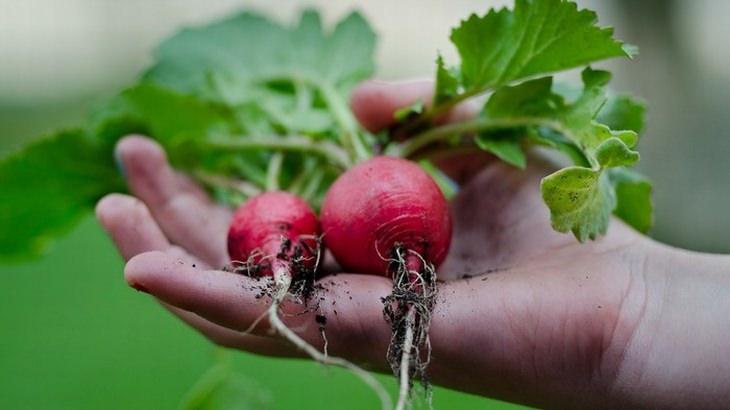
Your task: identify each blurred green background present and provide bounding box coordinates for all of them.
[2,0,729,409]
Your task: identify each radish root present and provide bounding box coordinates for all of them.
[383,245,438,410]
[269,267,392,410]
[228,240,393,410]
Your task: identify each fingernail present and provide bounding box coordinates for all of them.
[130,281,150,294]
[114,146,127,179]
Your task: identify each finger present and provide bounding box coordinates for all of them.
[165,304,302,358]
[351,80,489,183]
[96,193,172,261]
[125,251,393,368]
[351,80,433,132]
[96,194,289,355]
[350,79,478,133]
[115,135,230,268]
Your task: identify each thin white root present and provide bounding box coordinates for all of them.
[396,307,415,410]
[321,328,329,361]
[385,247,438,409]
[242,309,269,334]
[269,267,393,410]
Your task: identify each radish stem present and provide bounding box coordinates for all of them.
[318,82,370,163]
[389,116,568,158]
[265,152,284,191]
[192,169,263,198]
[204,136,352,169]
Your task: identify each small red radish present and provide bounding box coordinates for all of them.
[226,191,324,372]
[320,156,451,275]
[227,191,320,277]
[320,155,452,409]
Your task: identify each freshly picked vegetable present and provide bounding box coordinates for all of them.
[0,1,651,408]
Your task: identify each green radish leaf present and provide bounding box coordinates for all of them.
[608,167,653,233]
[0,131,125,262]
[597,94,647,134]
[1,1,654,264]
[541,167,613,241]
[594,137,640,168]
[91,83,271,180]
[479,67,647,240]
[555,69,639,154]
[450,0,634,91]
[434,54,461,105]
[419,160,458,200]
[482,67,639,166]
[393,99,425,121]
[541,137,639,241]
[92,83,237,146]
[484,76,559,118]
[144,10,376,103]
[475,136,526,169]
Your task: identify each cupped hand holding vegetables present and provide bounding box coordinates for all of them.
[96,81,730,409]
[5,1,730,408]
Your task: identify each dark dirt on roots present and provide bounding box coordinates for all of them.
[223,239,394,409]
[381,244,439,404]
[223,238,324,322]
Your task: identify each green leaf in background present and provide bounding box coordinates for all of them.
[393,98,425,121]
[92,83,237,145]
[0,131,124,261]
[594,137,640,168]
[597,94,647,134]
[434,54,460,105]
[475,135,526,169]
[554,82,647,135]
[449,0,634,92]
[0,10,378,261]
[144,10,376,103]
[180,350,272,410]
[555,69,638,155]
[92,84,278,202]
[484,76,558,118]
[482,68,640,166]
[608,167,654,234]
[419,160,459,200]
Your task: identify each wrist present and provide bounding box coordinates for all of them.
[609,242,730,408]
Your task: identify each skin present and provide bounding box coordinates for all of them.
[96,80,730,409]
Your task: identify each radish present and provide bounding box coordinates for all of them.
[227,191,320,279]
[321,156,452,409]
[226,191,392,409]
[226,191,322,347]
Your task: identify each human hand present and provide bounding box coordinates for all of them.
[96,80,730,409]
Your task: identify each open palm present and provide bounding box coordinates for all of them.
[97,80,730,409]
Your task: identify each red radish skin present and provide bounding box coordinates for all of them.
[321,156,451,410]
[321,156,452,275]
[227,191,320,277]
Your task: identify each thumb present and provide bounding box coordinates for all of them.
[350,79,492,184]
[350,79,478,133]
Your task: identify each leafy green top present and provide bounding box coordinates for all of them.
[392,0,650,241]
[0,0,652,261]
